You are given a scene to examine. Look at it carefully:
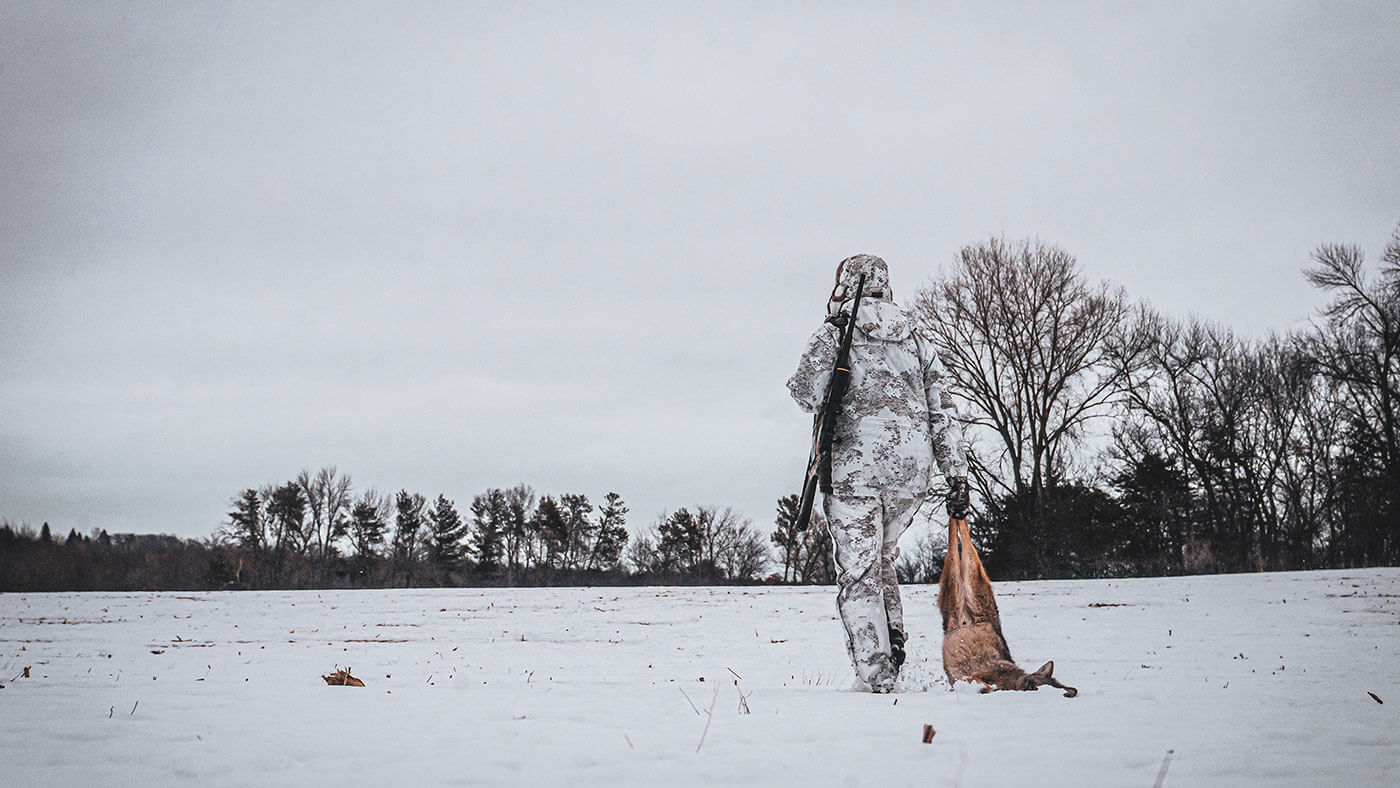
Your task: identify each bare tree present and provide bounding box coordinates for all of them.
[1112,309,1351,571]
[914,237,1133,503]
[697,506,769,581]
[1264,338,1347,566]
[1303,224,1400,563]
[630,506,771,581]
[297,466,353,576]
[895,527,943,584]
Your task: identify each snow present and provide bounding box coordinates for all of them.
[3,569,1398,786]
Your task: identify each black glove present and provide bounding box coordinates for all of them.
[946,476,970,520]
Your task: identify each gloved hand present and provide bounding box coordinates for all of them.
[946,476,970,520]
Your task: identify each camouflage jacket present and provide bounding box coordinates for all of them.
[787,297,968,497]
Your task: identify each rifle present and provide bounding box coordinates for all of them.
[794,273,865,531]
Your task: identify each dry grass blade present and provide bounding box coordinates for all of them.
[678,687,701,716]
[694,684,719,753]
[1153,749,1174,788]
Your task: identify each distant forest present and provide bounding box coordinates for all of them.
[1,483,835,592]
[3,221,1397,591]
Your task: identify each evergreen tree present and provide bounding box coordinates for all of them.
[266,482,307,585]
[1113,452,1194,574]
[225,488,265,552]
[588,492,629,570]
[532,496,567,570]
[349,489,389,582]
[267,482,308,556]
[428,494,468,584]
[393,490,427,585]
[267,483,304,552]
[657,508,703,573]
[771,495,802,583]
[558,493,594,570]
[470,489,507,573]
[770,494,833,583]
[502,484,536,578]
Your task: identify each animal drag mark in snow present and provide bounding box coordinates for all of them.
[938,517,1077,697]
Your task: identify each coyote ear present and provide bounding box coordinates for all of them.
[1031,661,1054,678]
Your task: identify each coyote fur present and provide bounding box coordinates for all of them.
[939,517,1077,697]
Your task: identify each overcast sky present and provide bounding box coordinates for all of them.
[2,1,1398,541]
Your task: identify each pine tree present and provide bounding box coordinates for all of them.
[268,483,308,556]
[226,488,265,552]
[768,494,832,583]
[349,489,389,582]
[657,508,702,573]
[588,492,629,571]
[428,494,468,584]
[502,485,536,577]
[470,489,507,574]
[266,482,307,585]
[532,496,567,570]
[393,490,427,585]
[771,494,802,583]
[558,493,594,570]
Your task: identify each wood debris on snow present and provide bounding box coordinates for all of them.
[322,668,365,687]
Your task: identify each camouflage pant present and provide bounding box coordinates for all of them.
[824,492,925,691]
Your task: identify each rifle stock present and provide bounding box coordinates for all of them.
[794,273,865,531]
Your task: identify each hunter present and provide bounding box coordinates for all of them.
[787,254,969,692]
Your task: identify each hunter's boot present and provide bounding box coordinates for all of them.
[889,626,906,670]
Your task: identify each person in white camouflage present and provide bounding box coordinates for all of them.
[787,253,969,692]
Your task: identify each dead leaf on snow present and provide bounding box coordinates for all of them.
[323,667,366,687]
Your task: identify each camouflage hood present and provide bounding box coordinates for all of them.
[850,298,917,343]
[830,253,893,305]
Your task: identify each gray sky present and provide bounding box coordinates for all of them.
[3,1,1398,540]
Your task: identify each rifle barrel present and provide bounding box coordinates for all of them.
[794,273,866,531]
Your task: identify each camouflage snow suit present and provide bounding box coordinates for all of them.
[787,254,967,692]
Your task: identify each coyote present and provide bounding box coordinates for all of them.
[939,517,1077,697]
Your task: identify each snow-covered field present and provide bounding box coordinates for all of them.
[3,569,1397,786]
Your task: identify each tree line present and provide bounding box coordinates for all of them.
[914,221,1400,579]
[1,478,838,590]
[213,471,802,589]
